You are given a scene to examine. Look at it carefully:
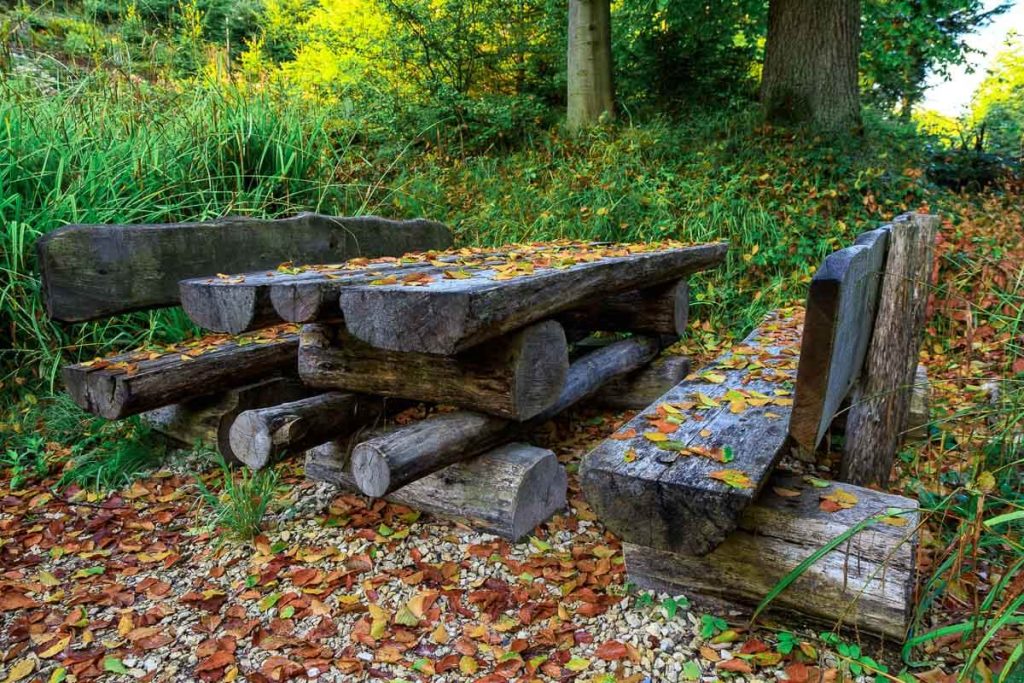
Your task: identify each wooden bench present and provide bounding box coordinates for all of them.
[581,213,939,639]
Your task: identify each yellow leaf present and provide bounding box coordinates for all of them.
[443,269,472,279]
[709,469,754,489]
[4,658,35,683]
[459,656,478,675]
[822,488,858,509]
[644,432,668,442]
[39,635,71,658]
[881,516,909,527]
[431,624,449,644]
[701,371,726,384]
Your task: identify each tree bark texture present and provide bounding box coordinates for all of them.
[761,0,862,131]
[567,0,615,129]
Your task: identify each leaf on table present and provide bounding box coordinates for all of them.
[820,488,858,512]
[710,469,754,489]
[611,428,637,441]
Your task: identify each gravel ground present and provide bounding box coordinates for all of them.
[0,411,850,683]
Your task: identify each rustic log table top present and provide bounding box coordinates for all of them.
[180,240,728,353]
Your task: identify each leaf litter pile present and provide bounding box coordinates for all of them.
[3,201,1024,682]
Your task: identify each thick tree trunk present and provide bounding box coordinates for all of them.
[567,0,614,129]
[761,0,861,131]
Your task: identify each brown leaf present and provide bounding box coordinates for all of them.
[595,640,629,661]
[717,658,754,673]
[0,591,39,612]
[196,651,235,673]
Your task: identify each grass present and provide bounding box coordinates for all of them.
[195,453,281,541]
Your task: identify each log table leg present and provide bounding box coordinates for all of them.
[306,440,567,542]
[298,320,569,421]
[229,392,386,470]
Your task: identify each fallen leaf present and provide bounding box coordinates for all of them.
[717,658,754,673]
[4,659,35,683]
[595,640,629,661]
[710,469,754,489]
[611,428,637,440]
[773,486,802,498]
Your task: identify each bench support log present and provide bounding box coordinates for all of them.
[623,475,918,640]
[349,336,659,497]
[230,392,386,469]
[594,355,691,410]
[298,321,569,421]
[141,377,312,461]
[306,441,567,542]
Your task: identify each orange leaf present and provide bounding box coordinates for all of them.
[611,428,637,441]
[595,640,629,661]
[717,658,754,673]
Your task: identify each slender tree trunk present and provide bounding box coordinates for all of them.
[567,0,614,129]
[761,0,862,131]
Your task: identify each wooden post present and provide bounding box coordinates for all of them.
[842,214,938,486]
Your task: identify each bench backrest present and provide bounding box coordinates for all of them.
[789,225,891,451]
[37,213,452,323]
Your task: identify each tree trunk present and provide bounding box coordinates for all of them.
[761,0,861,131]
[567,0,614,129]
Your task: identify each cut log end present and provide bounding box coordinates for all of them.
[352,445,392,498]
[510,446,569,540]
[228,411,275,469]
[511,320,570,419]
[180,282,272,334]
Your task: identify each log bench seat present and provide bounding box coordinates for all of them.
[580,215,939,639]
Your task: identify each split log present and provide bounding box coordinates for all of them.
[298,321,569,421]
[229,392,385,470]
[350,336,659,497]
[37,213,452,323]
[623,474,918,640]
[842,213,939,486]
[338,242,727,355]
[559,280,689,337]
[62,329,299,420]
[790,227,889,454]
[306,441,567,542]
[580,310,804,556]
[594,355,691,410]
[142,377,313,461]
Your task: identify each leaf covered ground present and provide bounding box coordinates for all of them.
[2,187,1022,683]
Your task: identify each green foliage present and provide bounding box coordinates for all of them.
[612,0,765,109]
[699,614,728,639]
[196,454,281,541]
[861,0,1011,115]
[973,35,1024,159]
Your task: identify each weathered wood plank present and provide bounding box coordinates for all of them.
[348,336,659,497]
[142,377,314,461]
[789,227,890,454]
[338,242,727,355]
[38,213,452,323]
[594,355,691,410]
[624,474,918,640]
[182,259,457,334]
[559,280,689,337]
[906,364,930,439]
[230,392,387,470]
[62,327,299,419]
[298,320,569,421]
[306,441,567,542]
[580,310,803,556]
[842,213,939,486]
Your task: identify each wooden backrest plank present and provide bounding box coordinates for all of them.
[37,213,452,322]
[789,226,890,452]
